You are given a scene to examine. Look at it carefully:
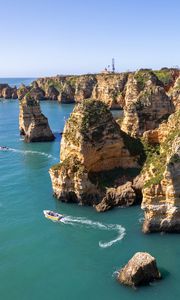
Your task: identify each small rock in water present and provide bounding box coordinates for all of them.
[117,252,161,287]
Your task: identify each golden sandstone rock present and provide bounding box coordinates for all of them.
[121,70,174,137]
[141,111,180,232]
[19,92,55,142]
[118,252,161,286]
[49,100,139,206]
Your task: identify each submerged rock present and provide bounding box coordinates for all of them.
[49,99,139,206]
[19,92,55,142]
[117,252,161,287]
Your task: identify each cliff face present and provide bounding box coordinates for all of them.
[121,70,174,137]
[25,68,179,110]
[0,84,17,99]
[141,110,180,232]
[34,73,128,109]
[49,100,139,206]
[19,92,55,142]
[1,69,180,111]
[169,75,180,110]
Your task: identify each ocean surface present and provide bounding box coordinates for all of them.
[0,78,35,87]
[0,79,180,300]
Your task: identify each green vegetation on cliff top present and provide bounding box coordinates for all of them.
[143,110,180,188]
[154,69,174,86]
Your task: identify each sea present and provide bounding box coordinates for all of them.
[0,78,179,300]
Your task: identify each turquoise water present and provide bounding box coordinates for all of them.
[0,99,180,300]
[0,78,35,87]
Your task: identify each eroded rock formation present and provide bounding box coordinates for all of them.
[49,100,140,206]
[34,73,129,108]
[169,75,180,110]
[141,110,180,232]
[0,84,17,99]
[1,68,179,114]
[95,181,136,212]
[19,92,55,142]
[121,70,174,137]
[117,252,161,286]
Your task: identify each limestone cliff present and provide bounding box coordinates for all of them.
[121,70,174,137]
[141,110,180,232]
[0,84,17,99]
[169,75,180,110]
[19,92,55,142]
[1,68,180,109]
[49,100,140,206]
[31,73,129,109]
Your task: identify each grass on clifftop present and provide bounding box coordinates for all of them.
[134,70,155,90]
[143,111,180,188]
[154,69,173,86]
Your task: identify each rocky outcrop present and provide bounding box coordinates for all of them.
[169,75,180,110]
[117,252,161,287]
[19,92,55,142]
[58,82,75,103]
[17,84,45,101]
[1,68,179,111]
[121,70,174,137]
[32,73,129,108]
[29,68,179,109]
[141,110,180,232]
[95,181,136,212]
[0,84,17,99]
[17,84,31,100]
[49,100,140,206]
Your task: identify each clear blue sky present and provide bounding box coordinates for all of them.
[0,0,179,77]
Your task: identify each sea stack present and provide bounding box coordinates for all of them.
[141,110,180,232]
[19,91,55,142]
[49,99,139,207]
[118,252,161,287]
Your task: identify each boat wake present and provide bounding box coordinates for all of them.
[1,147,57,160]
[61,216,126,248]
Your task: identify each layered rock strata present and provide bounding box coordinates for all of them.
[1,69,180,111]
[118,252,161,286]
[141,110,180,232]
[0,84,17,99]
[95,181,136,212]
[19,92,55,142]
[169,75,180,110]
[49,100,139,206]
[34,73,129,109]
[121,70,174,137]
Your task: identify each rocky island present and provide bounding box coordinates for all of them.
[118,252,161,287]
[19,91,55,142]
[49,99,141,209]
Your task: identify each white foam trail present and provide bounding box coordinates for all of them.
[99,224,126,248]
[61,216,126,248]
[1,147,57,160]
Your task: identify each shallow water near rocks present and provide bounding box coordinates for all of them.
[0,98,180,300]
